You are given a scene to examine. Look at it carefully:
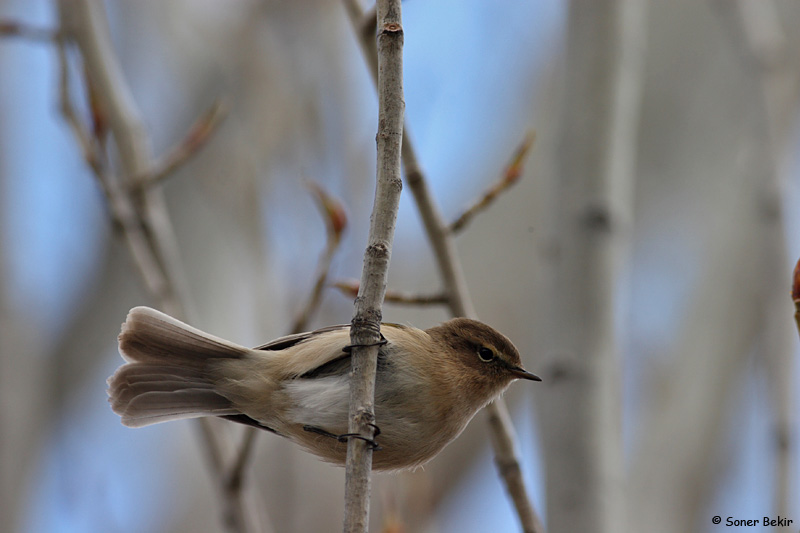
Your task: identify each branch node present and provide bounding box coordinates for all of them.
[381,22,403,34]
[365,241,390,259]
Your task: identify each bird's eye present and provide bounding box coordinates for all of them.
[477,346,495,362]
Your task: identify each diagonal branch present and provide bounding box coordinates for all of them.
[56,2,269,532]
[227,183,347,499]
[137,98,229,189]
[449,132,535,234]
[343,2,543,532]
[291,182,348,333]
[334,279,448,306]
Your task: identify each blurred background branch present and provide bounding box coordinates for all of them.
[291,182,348,334]
[57,1,268,531]
[715,0,800,523]
[538,0,646,531]
[449,132,535,234]
[334,279,448,306]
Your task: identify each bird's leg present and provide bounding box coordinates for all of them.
[341,333,388,353]
[302,424,382,451]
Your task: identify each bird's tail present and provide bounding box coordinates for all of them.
[108,306,249,427]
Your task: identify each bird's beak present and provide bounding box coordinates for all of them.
[510,366,542,382]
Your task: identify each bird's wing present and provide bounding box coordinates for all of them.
[255,323,409,379]
[298,352,353,379]
[251,324,350,351]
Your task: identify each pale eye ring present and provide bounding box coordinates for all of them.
[477,346,495,362]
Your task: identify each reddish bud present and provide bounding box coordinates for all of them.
[334,280,360,298]
[504,131,535,184]
[185,99,226,150]
[380,517,405,533]
[307,182,347,238]
[83,65,108,142]
[0,21,54,41]
[0,21,20,35]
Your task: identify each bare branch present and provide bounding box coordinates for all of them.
[290,183,348,334]
[0,19,57,41]
[449,132,535,234]
[57,40,104,175]
[487,401,546,533]
[139,98,229,189]
[712,0,800,150]
[306,181,349,239]
[227,182,347,494]
[343,1,543,531]
[343,1,404,531]
[56,38,173,303]
[334,279,447,306]
[539,0,647,531]
[56,2,268,531]
[226,427,259,493]
[716,0,799,522]
[59,0,188,315]
[382,290,447,306]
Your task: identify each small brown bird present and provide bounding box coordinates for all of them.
[108,307,540,471]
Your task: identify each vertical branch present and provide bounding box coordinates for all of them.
[539,0,646,532]
[626,203,764,533]
[343,1,404,532]
[628,4,798,532]
[343,2,543,532]
[721,0,799,521]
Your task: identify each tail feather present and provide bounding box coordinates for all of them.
[118,306,249,366]
[119,389,238,427]
[109,306,248,428]
[109,365,215,408]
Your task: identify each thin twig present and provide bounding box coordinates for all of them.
[57,40,103,175]
[226,425,259,492]
[344,2,543,532]
[487,400,547,533]
[343,1,405,531]
[291,182,348,333]
[137,98,229,189]
[225,183,350,488]
[57,40,172,302]
[449,132,535,234]
[0,19,57,41]
[291,235,339,334]
[60,0,187,315]
[334,279,447,306]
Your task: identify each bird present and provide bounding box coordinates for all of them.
[107,306,541,471]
